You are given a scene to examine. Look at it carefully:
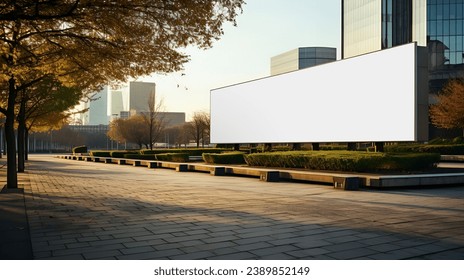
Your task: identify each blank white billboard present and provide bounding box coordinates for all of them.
[211,43,425,144]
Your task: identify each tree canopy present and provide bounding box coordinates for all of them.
[0,0,244,88]
[0,0,244,188]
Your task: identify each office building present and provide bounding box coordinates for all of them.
[109,90,124,119]
[270,47,337,76]
[129,110,186,128]
[129,81,156,112]
[342,0,427,59]
[83,86,109,125]
[342,0,464,138]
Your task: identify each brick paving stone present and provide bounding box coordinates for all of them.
[233,236,274,246]
[322,241,367,252]
[293,239,333,249]
[286,248,332,258]
[83,250,123,260]
[52,243,126,257]
[260,253,296,260]
[204,236,240,244]
[88,238,134,247]
[327,248,379,259]
[120,246,155,255]
[251,245,300,258]
[209,252,257,260]
[235,242,274,252]
[367,243,403,253]
[43,254,85,260]
[169,251,216,260]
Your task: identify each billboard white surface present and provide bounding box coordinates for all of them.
[211,43,422,144]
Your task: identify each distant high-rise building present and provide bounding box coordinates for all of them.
[73,81,187,128]
[84,86,109,125]
[270,47,336,76]
[129,81,156,112]
[109,90,124,119]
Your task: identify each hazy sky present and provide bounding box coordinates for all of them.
[140,0,341,120]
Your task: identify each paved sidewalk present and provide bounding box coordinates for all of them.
[6,155,464,259]
[0,158,32,260]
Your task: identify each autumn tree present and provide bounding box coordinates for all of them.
[143,91,166,150]
[0,0,244,188]
[17,77,84,171]
[187,111,211,147]
[430,79,464,135]
[164,125,190,148]
[108,115,151,149]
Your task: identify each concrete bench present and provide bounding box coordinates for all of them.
[333,176,360,190]
[159,162,188,172]
[188,164,226,176]
[125,159,141,166]
[259,170,280,182]
[224,167,280,182]
[145,161,160,169]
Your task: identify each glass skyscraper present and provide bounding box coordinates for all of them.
[342,0,464,138]
[342,0,426,58]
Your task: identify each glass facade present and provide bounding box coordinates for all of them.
[342,0,464,138]
[298,48,337,69]
[343,0,464,93]
[342,0,426,58]
[427,0,464,93]
[381,0,412,49]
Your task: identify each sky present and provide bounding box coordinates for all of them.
[138,0,341,121]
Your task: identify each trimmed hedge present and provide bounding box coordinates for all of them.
[140,148,231,156]
[244,151,440,172]
[89,150,111,157]
[385,144,464,155]
[110,151,138,158]
[155,153,189,162]
[203,152,246,164]
[72,145,87,154]
[123,154,157,160]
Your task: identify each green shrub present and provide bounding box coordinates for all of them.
[139,149,172,155]
[244,151,439,172]
[452,136,464,144]
[123,154,157,160]
[72,145,87,154]
[140,148,231,156]
[385,144,464,155]
[155,153,189,162]
[320,144,347,151]
[203,152,246,164]
[110,151,138,158]
[89,150,111,157]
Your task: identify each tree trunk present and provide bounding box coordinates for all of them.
[17,99,26,173]
[2,126,6,156]
[5,77,18,188]
[25,129,29,161]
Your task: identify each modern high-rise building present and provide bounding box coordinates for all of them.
[109,90,124,119]
[129,81,156,112]
[342,1,427,59]
[342,0,464,138]
[270,47,337,76]
[83,86,109,125]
